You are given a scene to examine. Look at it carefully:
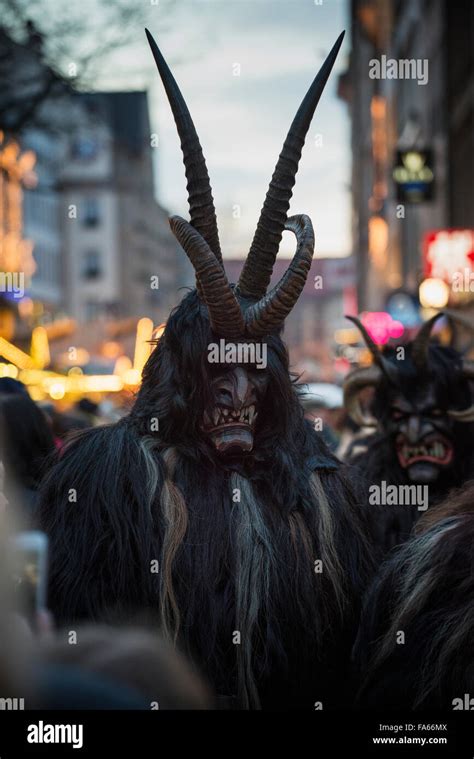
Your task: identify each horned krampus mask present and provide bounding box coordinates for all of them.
[145,29,344,456]
[344,313,474,484]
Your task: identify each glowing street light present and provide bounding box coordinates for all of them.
[419,278,449,309]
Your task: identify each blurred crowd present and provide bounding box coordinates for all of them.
[0,379,211,711]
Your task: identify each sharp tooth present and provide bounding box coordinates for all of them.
[248,406,254,424]
[213,410,220,425]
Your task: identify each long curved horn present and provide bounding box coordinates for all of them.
[237,31,345,301]
[244,215,314,336]
[411,312,444,370]
[346,315,398,383]
[169,216,244,338]
[448,359,474,422]
[343,365,382,427]
[146,29,222,265]
[443,309,474,332]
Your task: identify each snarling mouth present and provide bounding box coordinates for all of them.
[396,434,453,469]
[202,405,258,454]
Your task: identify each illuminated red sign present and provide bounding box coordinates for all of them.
[423,229,474,282]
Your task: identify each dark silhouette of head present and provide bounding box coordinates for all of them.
[0,394,55,510]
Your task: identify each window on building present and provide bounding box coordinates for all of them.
[82,197,100,227]
[82,250,102,280]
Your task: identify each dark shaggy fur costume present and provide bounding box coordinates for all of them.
[347,343,474,551]
[39,291,375,709]
[353,481,474,709]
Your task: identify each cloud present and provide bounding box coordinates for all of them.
[97,0,351,258]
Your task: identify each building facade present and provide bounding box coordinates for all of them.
[343,0,474,314]
[59,91,192,326]
[23,128,63,314]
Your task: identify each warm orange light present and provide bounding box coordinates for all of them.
[0,337,35,369]
[153,322,166,341]
[43,318,77,340]
[49,381,66,400]
[101,341,122,360]
[0,136,37,276]
[334,328,361,345]
[123,368,141,387]
[368,216,388,269]
[114,355,132,378]
[44,375,124,395]
[0,363,18,378]
[133,317,154,376]
[30,326,51,369]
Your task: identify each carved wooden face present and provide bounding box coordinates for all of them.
[386,387,455,484]
[201,365,269,456]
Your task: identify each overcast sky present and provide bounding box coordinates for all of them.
[97,0,350,259]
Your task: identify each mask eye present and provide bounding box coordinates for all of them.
[431,408,443,417]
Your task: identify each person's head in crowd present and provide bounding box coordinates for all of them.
[0,486,35,700]
[38,404,89,448]
[0,378,29,397]
[0,394,56,518]
[74,398,101,427]
[42,626,212,709]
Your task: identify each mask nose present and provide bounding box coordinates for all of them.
[406,415,422,443]
[214,368,254,409]
[231,367,250,410]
